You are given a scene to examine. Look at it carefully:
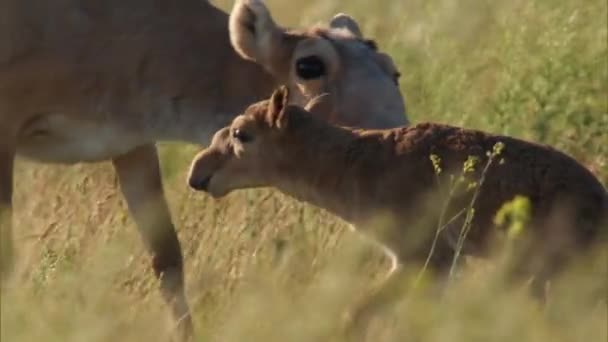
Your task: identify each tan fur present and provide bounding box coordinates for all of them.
[189,87,608,331]
[0,1,409,339]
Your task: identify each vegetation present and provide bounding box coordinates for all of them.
[2,0,606,341]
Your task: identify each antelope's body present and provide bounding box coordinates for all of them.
[0,1,409,338]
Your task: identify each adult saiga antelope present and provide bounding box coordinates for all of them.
[188,87,607,336]
[0,0,409,338]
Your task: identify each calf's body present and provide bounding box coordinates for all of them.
[189,88,607,330]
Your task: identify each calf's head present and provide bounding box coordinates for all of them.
[230,0,408,128]
[188,86,318,197]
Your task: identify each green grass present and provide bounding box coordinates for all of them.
[2,0,607,341]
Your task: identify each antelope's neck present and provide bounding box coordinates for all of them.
[128,2,276,146]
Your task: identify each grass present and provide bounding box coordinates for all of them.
[2,0,607,341]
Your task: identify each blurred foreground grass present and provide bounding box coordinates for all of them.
[2,0,607,341]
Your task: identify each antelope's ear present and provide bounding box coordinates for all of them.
[329,13,362,37]
[266,86,290,129]
[304,93,334,121]
[229,0,282,63]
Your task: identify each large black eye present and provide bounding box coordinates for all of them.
[232,128,254,143]
[296,56,326,80]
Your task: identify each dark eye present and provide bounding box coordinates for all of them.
[232,128,253,143]
[296,56,326,79]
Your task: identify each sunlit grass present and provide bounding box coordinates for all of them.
[2,0,607,341]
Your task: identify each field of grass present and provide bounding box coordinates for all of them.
[2,0,607,341]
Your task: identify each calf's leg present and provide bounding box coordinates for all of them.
[341,246,403,341]
[343,238,453,341]
[112,144,192,340]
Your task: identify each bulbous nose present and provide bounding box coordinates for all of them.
[189,175,211,191]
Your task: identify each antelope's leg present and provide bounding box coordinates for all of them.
[0,143,15,283]
[112,144,193,340]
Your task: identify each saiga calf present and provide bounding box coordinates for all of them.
[189,87,607,335]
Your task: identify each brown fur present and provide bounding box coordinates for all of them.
[189,87,608,328]
[0,1,409,339]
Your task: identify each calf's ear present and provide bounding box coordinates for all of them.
[266,86,290,129]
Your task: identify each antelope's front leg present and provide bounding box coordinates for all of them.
[112,144,193,340]
[0,144,15,284]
